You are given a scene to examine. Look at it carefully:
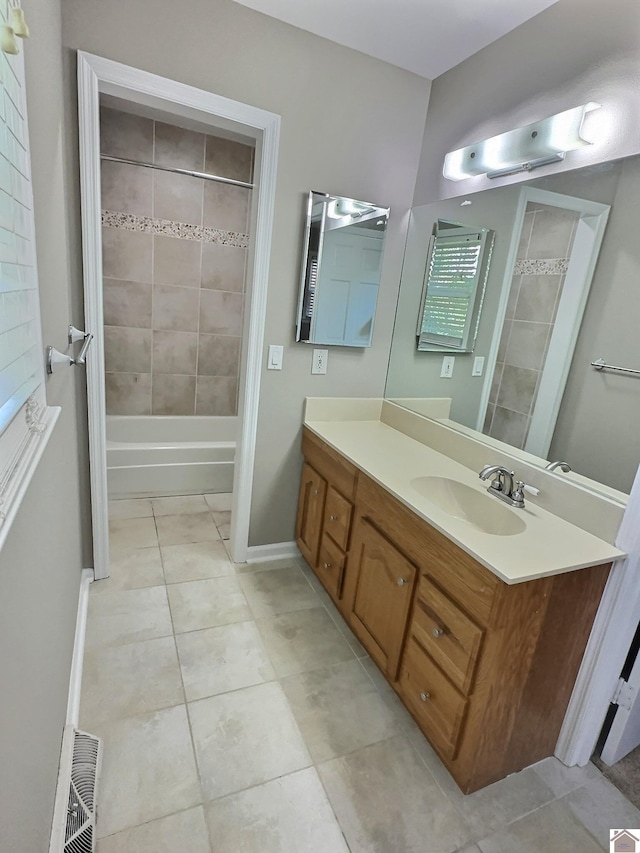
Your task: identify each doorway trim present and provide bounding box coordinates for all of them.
[77,52,280,578]
[475,186,610,456]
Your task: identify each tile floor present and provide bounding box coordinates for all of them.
[80,493,640,852]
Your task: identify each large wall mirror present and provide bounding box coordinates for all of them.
[296,191,390,347]
[386,155,640,496]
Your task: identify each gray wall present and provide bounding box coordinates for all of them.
[0,0,89,850]
[60,0,432,546]
[414,0,640,205]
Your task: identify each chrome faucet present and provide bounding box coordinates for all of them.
[479,465,525,508]
[545,460,572,473]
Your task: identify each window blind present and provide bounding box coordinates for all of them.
[418,231,483,349]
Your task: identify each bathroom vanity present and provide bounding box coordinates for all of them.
[295,399,625,793]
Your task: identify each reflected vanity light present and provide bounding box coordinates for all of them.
[443,103,601,181]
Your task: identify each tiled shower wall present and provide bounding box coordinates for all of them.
[100,107,253,416]
[483,202,579,448]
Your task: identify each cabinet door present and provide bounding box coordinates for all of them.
[349,517,417,680]
[295,463,327,567]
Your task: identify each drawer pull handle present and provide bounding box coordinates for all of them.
[397,577,408,586]
[323,562,332,569]
[329,514,338,521]
[432,627,444,638]
[419,691,431,702]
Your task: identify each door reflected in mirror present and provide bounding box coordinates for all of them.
[417,219,495,352]
[296,191,390,348]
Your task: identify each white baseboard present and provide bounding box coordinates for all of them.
[66,568,94,727]
[246,541,301,563]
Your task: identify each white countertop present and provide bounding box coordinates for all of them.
[305,418,625,585]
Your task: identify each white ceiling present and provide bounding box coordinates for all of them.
[232,0,559,79]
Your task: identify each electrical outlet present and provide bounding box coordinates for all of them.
[440,356,455,378]
[472,356,485,377]
[312,348,328,375]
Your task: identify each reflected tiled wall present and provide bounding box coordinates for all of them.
[484,203,579,448]
[100,107,253,416]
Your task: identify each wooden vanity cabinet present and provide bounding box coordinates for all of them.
[296,430,611,793]
[295,429,357,603]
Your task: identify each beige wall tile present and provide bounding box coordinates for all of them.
[489,406,529,449]
[205,135,254,183]
[199,289,243,336]
[100,107,154,161]
[153,284,200,332]
[201,242,246,292]
[104,278,152,328]
[526,206,578,259]
[197,334,241,376]
[514,274,563,324]
[203,181,250,232]
[153,234,202,288]
[101,160,153,216]
[504,276,521,320]
[102,226,153,282]
[155,121,205,171]
[152,330,198,374]
[195,376,238,416]
[153,170,203,226]
[105,372,152,415]
[495,364,539,415]
[104,326,152,374]
[505,320,550,371]
[152,373,196,415]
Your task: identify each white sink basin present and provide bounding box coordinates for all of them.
[410,476,527,536]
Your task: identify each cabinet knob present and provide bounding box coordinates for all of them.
[397,577,408,586]
[313,489,320,495]
[432,627,444,638]
[419,691,431,702]
[323,562,332,569]
[329,514,337,521]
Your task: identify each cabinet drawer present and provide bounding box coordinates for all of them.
[412,576,484,696]
[317,534,346,600]
[324,486,353,551]
[399,637,468,760]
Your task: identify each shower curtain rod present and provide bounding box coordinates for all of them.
[100,154,254,189]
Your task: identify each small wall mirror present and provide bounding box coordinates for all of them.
[417,219,495,352]
[296,191,390,347]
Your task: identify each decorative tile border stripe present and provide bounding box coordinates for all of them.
[102,210,249,248]
[514,258,569,275]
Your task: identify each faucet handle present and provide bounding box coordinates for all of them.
[512,480,526,507]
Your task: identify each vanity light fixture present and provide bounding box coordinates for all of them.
[443,103,601,182]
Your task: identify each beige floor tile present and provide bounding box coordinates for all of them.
[212,509,231,528]
[167,576,251,633]
[457,846,483,853]
[256,607,356,678]
[79,636,183,728]
[151,495,208,516]
[204,492,232,511]
[155,511,220,546]
[189,681,311,801]
[97,807,211,853]
[559,774,640,849]
[85,586,173,649]
[161,540,234,584]
[217,522,231,540]
[323,600,367,657]
[109,516,158,550]
[204,768,349,853]
[239,566,319,617]
[235,557,301,574]
[530,756,602,798]
[281,659,402,763]
[95,705,201,838]
[477,798,603,852]
[176,621,275,701]
[318,736,472,853]
[92,546,164,594]
[108,499,154,520]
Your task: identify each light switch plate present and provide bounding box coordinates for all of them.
[267,344,284,370]
[312,348,328,375]
[472,356,485,377]
[440,356,455,378]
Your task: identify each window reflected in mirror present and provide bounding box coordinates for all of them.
[296,191,390,348]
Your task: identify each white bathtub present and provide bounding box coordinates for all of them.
[106,415,236,499]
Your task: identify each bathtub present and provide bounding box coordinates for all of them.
[106,415,236,500]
